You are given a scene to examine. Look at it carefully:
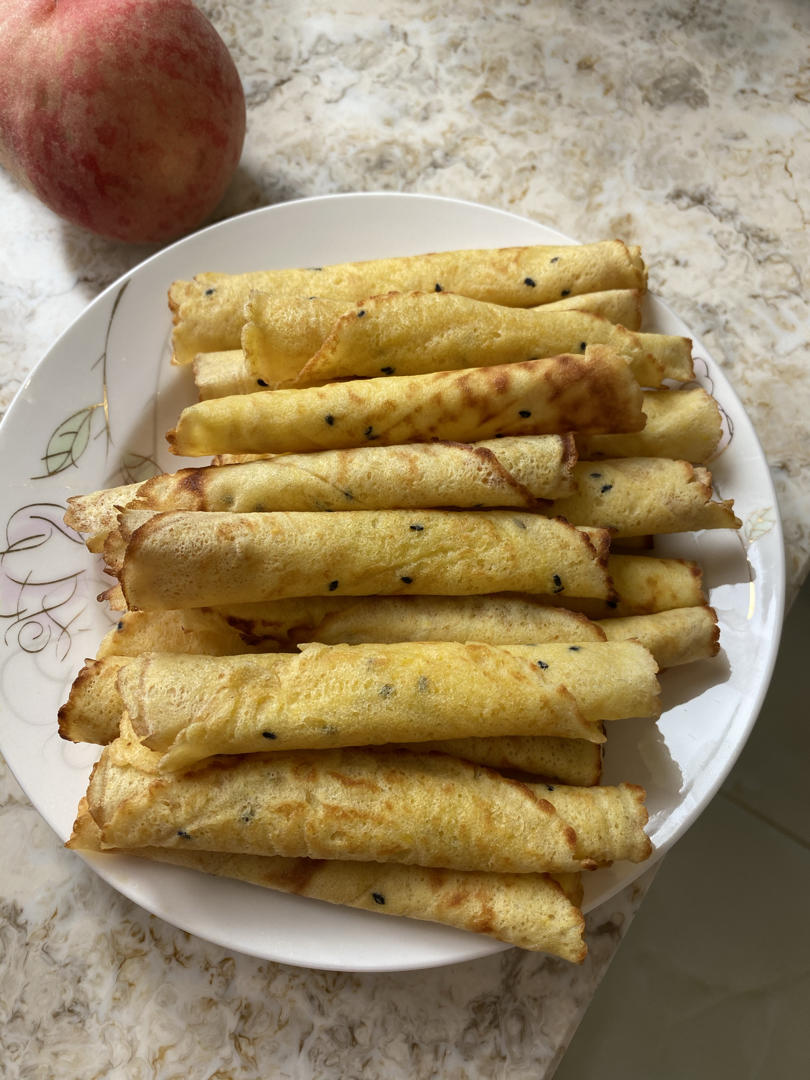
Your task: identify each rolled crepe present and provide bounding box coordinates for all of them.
[598,605,719,669]
[131,436,577,514]
[116,509,614,610]
[169,240,647,364]
[545,458,740,536]
[58,655,132,745]
[86,739,651,872]
[118,641,660,770]
[280,293,692,390]
[239,291,650,390]
[67,803,588,961]
[58,651,604,783]
[237,288,645,388]
[577,387,723,464]
[167,346,647,457]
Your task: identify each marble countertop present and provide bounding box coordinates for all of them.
[1,1,807,1076]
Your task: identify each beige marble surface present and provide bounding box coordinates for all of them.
[1,1,808,1076]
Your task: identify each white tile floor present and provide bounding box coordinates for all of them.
[554,578,810,1080]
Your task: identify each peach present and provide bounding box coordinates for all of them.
[0,0,246,243]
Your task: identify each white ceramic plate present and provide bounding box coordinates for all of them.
[0,193,785,972]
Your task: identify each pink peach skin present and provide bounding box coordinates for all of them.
[0,0,246,243]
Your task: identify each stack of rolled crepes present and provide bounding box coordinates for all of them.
[61,240,740,963]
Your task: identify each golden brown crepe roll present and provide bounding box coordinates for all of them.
[545,458,740,536]
[57,655,132,745]
[117,641,659,770]
[59,649,604,785]
[597,605,720,668]
[168,347,646,458]
[238,288,645,388]
[169,240,647,363]
[577,387,723,464]
[131,436,577,514]
[281,293,691,390]
[68,802,587,961]
[85,739,650,873]
[116,509,614,611]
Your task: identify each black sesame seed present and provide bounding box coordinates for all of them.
[494,432,505,438]
[550,256,560,263]
[546,784,555,791]
[561,289,571,297]
[410,523,424,531]
[325,414,335,426]
[364,426,380,440]
[204,287,216,296]
[537,660,549,670]
[357,309,366,317]
[580,342,587,351]
[590,472,602,478]
[379,684,395,698]
[513,518,528,529]
[606,599,618,609]
[417,675,430,692]
[434,283,443,292]
[328,580,339,591]
[177,829,192,839]
[372,892,386,905]
[519,409,531,418]
[117,621,124,630]
[552,574,564,593]
[257,378,268,387]
[344,490,353,500]
[400,576,413,584]
[524,277,536,287]
[261,731,277,739]
[380,366,395,375]
[569,646,581,652]
[601,484,613,493]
